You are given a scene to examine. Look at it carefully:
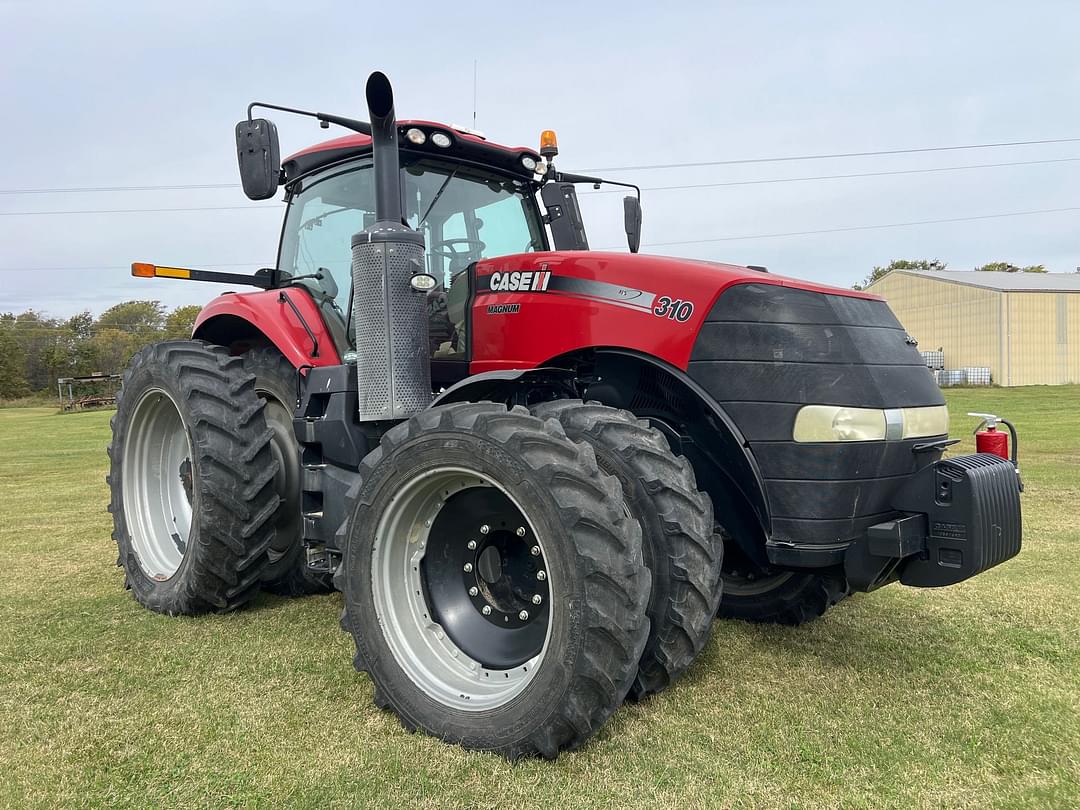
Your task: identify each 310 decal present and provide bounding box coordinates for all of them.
[653,296,694,322]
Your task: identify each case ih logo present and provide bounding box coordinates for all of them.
[488,270,552,292]
[478,266,694,324]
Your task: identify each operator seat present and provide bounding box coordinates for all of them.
[430,268,470,358]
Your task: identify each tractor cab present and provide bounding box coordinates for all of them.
[275,129,550,360]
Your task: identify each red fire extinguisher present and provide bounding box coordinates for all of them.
[969,412,1009,458]
[969,412,1023,490]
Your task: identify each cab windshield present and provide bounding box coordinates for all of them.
[277,158,547,351]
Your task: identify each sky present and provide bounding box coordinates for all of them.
[2,0,1079,318]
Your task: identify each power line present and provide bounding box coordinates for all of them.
[581,157,1080,195]
[3,136,1079,196]
[2,205,1078,273]
[0,204,278,217]
[3,156,1077,218]
[0,183,240,196]
[631,205,1080,249]
[576,137,1080,174]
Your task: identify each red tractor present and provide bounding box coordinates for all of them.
[109,72,1022,758]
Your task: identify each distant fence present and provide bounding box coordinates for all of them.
[57,374,122,412]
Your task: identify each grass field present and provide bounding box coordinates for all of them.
[1,387,1077,808]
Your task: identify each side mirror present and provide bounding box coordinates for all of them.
[235,118,281,200]
[623,196,642,254]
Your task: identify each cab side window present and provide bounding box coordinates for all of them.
[278,163,375,351]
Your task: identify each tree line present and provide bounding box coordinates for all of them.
[853,259,1051,290]
[0,301,201,399]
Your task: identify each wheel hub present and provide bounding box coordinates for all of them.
[423,488,549,667]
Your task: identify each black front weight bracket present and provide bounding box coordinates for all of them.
[845,454,1022,591]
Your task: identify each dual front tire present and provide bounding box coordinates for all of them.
[337,403,652,758]
[337,400,725,758]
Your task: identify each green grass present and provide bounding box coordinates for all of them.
[0,388,1077,808]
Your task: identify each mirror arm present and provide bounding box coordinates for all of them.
[247,102,372,136]
[553,171,640,199]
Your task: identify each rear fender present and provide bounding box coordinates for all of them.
[192,289,341,368]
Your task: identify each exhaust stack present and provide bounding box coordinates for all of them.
[351,71,432,421]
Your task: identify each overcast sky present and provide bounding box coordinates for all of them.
[2,0,1079,318]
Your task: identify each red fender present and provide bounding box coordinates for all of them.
[192,288,341,368]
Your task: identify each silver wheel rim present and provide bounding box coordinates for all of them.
[122,388,194,580]
[371,467,552,711]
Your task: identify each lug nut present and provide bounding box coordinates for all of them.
[532,594,542,605]
[467,539,477,550]
[516,526,526,537]
[518,610,529,621]
[463,562,473,573]
[479,524,490,535]
[482,605,492,615]
[536,570,546,581]
[468,586,479,597]
[530,545,541,557]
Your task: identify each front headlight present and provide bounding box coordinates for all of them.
[901,405,949,439]
[793,404,949,442]
[793,406,887,442]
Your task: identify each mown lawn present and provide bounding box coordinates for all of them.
[0,388,1077,808]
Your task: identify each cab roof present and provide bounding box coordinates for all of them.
[282,120,543,185]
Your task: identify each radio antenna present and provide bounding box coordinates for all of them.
[472,60,478,129]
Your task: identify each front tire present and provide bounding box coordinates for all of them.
[530,400,723,699]
[107,340,279,615]
[336,403,651,759]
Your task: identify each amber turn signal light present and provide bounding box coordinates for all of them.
[131,263,191,279]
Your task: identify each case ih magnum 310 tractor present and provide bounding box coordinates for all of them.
[109,72,1022,758]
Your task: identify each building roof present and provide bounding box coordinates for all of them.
[877,270,1080,292]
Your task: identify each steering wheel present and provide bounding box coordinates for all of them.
[429,238,487,273]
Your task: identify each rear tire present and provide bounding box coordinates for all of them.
[336,403,651,759]
[530,400,723,699]
[107,340,278,615]
[242,347,332,596]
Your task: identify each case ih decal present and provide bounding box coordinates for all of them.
[486,269,552,292]
[478,265,695,322]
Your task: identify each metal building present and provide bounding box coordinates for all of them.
[867,270,1080,386]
